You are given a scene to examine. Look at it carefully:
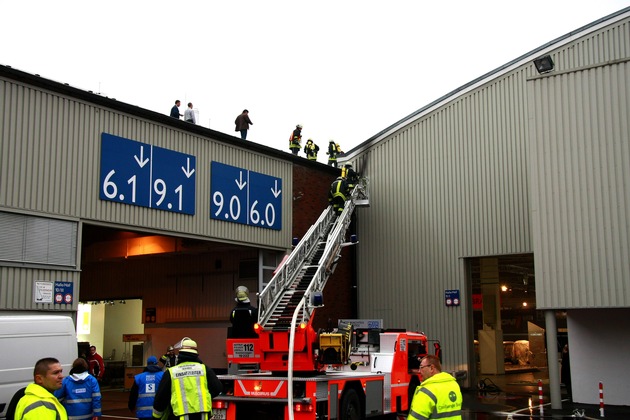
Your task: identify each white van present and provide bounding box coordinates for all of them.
[0,315,77,419]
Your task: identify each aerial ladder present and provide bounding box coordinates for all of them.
[226,177,369,373]
[218,176,436,420]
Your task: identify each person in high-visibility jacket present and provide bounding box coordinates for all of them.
[328,176,349,215]
[15,357,68,420]
[409,355,462,420]
[152,337,222,420]
[303,139,319,161]
[341,163,359,189]
[289,124,303,156]
[327,140,342,167]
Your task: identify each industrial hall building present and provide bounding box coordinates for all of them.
[1,5,630,409]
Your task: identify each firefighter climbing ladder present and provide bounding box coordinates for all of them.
[257,177,369,330]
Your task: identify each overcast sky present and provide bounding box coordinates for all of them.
[2,1,629,159]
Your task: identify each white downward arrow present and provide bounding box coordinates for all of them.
[134,146,149,168]
[235,171,247,190]
[181,157,195,178]
[271,180,281,198]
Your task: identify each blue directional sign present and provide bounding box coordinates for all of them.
[445,289,461,307]
[210,161,282,230]
[100,133,196,214]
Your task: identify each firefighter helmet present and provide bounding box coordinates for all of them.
[296,124,303,129]
[174,336,198,354]
[235,285,250,303]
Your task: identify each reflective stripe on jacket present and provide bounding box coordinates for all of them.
[15,383,68,420]
[169,362,212,417]
[54,372,101,420]
[135,369,164,418]
[409,372,462,420]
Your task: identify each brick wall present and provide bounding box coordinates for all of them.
[292,162,355,329]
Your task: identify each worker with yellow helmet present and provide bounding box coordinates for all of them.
[152,337,222,419]
[230,286,258,338]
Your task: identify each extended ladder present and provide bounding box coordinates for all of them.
[257,177,369,330]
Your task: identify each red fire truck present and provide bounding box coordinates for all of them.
[211,179,439,420]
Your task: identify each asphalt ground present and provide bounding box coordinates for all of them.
[99,368,630,419]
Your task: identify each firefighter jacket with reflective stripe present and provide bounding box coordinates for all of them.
[289,129,302,149]
[329,178,348,201]
[54,372,102,419]
[409,372,462,420]
[131,366,164,418]
[169,362,212,417]
[304,141,319,160]
[15,383,68,420]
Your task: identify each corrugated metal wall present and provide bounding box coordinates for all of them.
[0,81,293,249]
[354,68,533,370]
[0,266,79,310]
[350,12,630,370]
[528,59,630,309]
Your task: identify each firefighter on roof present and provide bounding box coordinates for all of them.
[289,124,303,156]
[327,140,342,167]
[303,139,319,161]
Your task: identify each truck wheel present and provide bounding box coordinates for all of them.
[340,388,362,420]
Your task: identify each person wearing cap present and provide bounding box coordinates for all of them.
[54,357,102,419]
[229,285,258,338]
[152,337,222,419]
[289,124,303,156]
[128,356,164,419]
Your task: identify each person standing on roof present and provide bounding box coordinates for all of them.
[328,175,349,215]
[289,124,303,156]
[234,109,253,140]
[184,102,196,124]
[327,140,342,167]
[303,139,320,161]
[409,355,463,420]
[229,286,258,338]
[55,357,102,420]
[128,356,164,419]
[152,337,222,420]
[170,100,182,119]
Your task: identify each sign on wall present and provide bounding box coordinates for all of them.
[99,133,196,215]
[445,289,461,307]
[210,161,282,230]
